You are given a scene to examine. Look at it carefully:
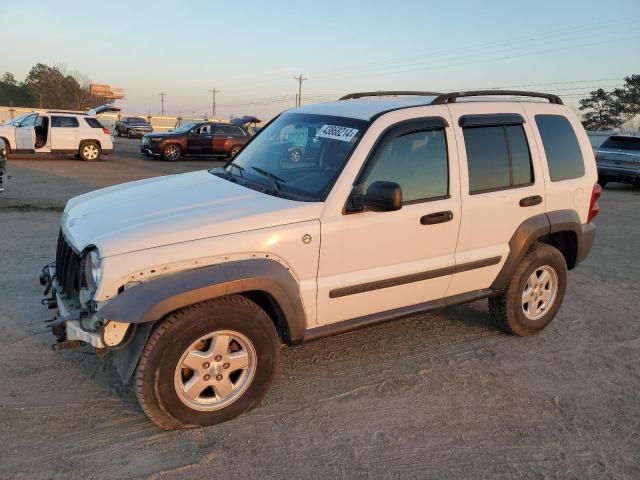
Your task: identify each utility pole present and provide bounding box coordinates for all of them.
[208,88,221,118]
[159,92,166,115]
[293,74,307,107]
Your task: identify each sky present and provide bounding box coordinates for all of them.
[1,0,639,120]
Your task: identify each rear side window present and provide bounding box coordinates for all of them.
[535,115,585,181]
[463,124,533,193]
[361,128,449,202]
[51,116,79,128]
[600,136,640,151]
[84,118,104,128]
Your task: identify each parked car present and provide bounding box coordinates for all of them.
[115,116,153,138]
[140,122,250,161]
[595,134,640,187]
[0,105,115,161]
[0,138,6,193]
[41,90,599,429]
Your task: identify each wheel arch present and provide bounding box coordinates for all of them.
[79,138,102,150]
[491,210,594,290]
[99,258,306,344]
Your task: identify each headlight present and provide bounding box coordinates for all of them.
[85,250,102,291]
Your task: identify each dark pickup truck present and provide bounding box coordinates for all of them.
[115,117,153,138]
[596,135,640,187]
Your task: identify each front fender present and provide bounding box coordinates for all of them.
[98,258,307,344]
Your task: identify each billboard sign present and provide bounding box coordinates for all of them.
[90,84,125,99]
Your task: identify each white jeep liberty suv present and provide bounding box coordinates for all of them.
[41,91,600,429]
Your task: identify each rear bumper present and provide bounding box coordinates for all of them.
[576,222,596,265]
[597,165,640,183]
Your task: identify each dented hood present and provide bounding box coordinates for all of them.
[61,170,322,257]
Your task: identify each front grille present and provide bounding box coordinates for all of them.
[55,230,82,298]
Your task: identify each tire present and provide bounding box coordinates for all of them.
[0,139,9,156]
[78,141,101,161]
[229,145,241,158]
[135,295,280,430]
[116,128,122,137]
[162,144,182,161]
[489,242,567,336]
[597,176,608,188]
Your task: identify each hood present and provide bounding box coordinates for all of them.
[62,170,323,257]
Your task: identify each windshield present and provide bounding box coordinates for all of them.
[127,117,148,124]
[601,136,640,151]
[217,113,368,201]
[172,122,198,133]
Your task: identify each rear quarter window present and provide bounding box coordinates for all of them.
[535,115,585,182]
[84,118,104,128]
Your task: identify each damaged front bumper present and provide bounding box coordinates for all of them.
[41,263,129,350]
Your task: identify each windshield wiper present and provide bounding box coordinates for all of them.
[250,166,286,194]
[227,163,245,177]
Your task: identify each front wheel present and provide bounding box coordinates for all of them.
[162,144,182,161]
[135,295,280,429]
[78,141,101,161]
[489,242,567,336]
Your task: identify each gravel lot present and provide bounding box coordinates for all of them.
[0,138,639,480]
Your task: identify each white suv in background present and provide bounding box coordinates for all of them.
[41,90,600,429]
[0,107,114,161]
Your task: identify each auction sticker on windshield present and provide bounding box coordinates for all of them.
[316,125,359,142]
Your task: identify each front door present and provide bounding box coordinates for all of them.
[187,123,214,154]
[316,112,462,326]
[15,114,38,152]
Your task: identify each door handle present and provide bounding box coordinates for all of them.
[420,211,453,225]
[519,195,543,207]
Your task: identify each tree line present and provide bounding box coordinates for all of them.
[0,63,109,111]
[579,74,639,131]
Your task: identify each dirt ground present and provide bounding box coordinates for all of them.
[0,138,639,480]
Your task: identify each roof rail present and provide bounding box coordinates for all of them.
[340,91,443,100]
[431,90,563,105]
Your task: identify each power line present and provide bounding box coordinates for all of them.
[208,88,221,117]
[293,74,307,107]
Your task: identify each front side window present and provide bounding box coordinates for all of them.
[359,127,449,203]
[463,124,533,193]
[19,114,38,128]
[219,113,368,201]
[192,124,211,135]
[52,116,79,128]
[535,115,585,182]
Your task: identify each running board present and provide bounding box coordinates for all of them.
[302,289,496,343]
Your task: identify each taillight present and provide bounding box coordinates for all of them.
[103,128,111,135]
[588,182,602,222]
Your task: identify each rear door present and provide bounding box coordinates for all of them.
[446,103,546,296]
[50,115,79,151]
[213,124,235,155]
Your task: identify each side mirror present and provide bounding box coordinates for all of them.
[351,181,402,212]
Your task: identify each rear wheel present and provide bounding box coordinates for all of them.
[489,242,567,336]
[135,295,280,430]
[597,176,609,188]
[162,144,182,161]
[78,141,101,161]
[0,139,9,156]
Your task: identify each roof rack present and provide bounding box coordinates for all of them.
[431,90,563,105]
[339,91,443,100]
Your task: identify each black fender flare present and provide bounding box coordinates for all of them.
[491,210,595,290]
[99,258,307,343]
